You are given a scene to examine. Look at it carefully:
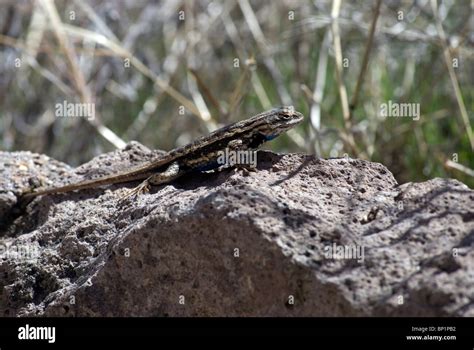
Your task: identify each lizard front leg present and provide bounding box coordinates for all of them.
[226,138,257,174]
[122,161,181,199]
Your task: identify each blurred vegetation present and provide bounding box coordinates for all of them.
[0,0,472,187]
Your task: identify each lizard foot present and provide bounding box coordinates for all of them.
[120,180,150,200]
[235,164,257,176]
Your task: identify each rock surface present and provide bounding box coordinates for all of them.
[0,143,473,316]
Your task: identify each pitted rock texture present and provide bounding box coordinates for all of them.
[0,143,472,316]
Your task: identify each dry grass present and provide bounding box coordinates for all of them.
[0,0,472,187]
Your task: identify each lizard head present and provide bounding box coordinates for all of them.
[259,106,304,140]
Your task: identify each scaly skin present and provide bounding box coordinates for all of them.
[22,107,304,199]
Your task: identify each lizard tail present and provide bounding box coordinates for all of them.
[22,171,151,199]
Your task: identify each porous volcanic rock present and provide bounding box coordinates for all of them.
[0,143,472,316]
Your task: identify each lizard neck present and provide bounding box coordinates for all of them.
[247,132,269,149]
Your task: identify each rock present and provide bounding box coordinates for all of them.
[0,142,472,316]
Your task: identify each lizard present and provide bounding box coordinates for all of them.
[21,106,304,200]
